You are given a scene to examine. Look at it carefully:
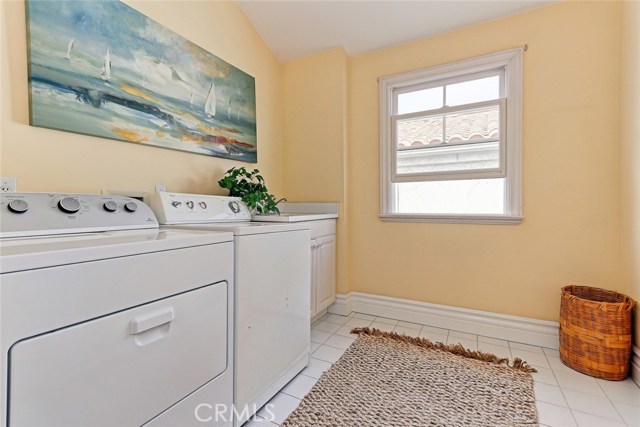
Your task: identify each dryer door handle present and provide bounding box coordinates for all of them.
[130,307,175,335]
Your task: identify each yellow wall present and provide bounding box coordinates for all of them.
[620,0,640,345]
[283,47,350,293]
[2,0,631,326]
[0,0,284,196]
[346,1,622,321]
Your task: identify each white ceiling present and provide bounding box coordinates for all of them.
[235,0,554,62]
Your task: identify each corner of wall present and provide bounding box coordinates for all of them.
[282,47,351,294]
[619,0,640,347]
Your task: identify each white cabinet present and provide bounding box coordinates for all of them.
[309,220,337,318]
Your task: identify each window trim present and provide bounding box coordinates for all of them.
[379,48,523,224]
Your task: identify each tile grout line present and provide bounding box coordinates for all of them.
[572,409,629,426]
[594,375,630,425]
[279,390,303,401]
[317,341,354,352]
[543,348,632,425]
[542,347,581,427]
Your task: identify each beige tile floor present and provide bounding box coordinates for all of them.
[244,312,640,427]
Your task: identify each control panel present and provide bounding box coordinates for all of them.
[0,193,159,238]
[148,192,251,224]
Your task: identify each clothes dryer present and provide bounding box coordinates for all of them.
[0,192,235,427]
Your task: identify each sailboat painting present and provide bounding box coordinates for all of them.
[25,0,257,162]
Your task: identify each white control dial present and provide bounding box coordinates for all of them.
[171,201,182,208]
[58,197,80,214]
[229,201,241,213]
[198,201,207,209]
[124,201,138,212]
[8,199,29,214]
[186,201,194,209]
[103,201,118,212]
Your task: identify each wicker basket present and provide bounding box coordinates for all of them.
[559,285,635,380]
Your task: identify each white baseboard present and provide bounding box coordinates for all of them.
[632,346,640,387]
[328,292,559,349]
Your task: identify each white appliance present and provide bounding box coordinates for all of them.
[0,192,235,427]
[149,192,311,426]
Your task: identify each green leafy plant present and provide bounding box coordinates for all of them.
[218,167,285,214]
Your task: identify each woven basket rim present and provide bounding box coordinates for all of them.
[561,285,635,309]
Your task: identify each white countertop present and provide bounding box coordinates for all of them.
[252,202,339,223]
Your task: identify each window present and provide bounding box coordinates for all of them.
[379,49,523,224]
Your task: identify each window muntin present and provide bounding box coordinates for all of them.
[379,49,523,222]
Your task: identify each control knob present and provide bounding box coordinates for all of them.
[229,201,241,214]
[7,199,28,214]
[171,201,182,208]
[124,201,138,212]
[198,201,207,209]
[58,197,80,214]
[186,200,194,209]
[103,201,118,212]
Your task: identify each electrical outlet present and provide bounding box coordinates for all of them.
[0,177,16,193]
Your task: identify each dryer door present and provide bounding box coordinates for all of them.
[8,282,228,427]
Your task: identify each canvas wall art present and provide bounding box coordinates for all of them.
[26,0,257,162]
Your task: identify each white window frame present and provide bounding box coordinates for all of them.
[379,48,523,224]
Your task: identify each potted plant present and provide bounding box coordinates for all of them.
[218,167,285,214]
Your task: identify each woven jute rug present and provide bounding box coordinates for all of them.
[282,328,538,427]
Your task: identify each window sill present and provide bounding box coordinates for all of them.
[378,213,523,225]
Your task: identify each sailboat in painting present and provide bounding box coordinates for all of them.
[205,80,216,118]
[64,38,74,60]
[100,45,111,81]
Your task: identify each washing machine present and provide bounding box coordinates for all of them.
[149,192,311,426]
[0,192,235,427]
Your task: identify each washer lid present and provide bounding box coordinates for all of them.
[0,229,233,273]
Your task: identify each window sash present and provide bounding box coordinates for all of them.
[390,98,506,183]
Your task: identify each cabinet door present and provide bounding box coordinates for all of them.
[315,235,336,312]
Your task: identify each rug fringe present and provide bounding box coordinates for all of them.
[351,327,537,373]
